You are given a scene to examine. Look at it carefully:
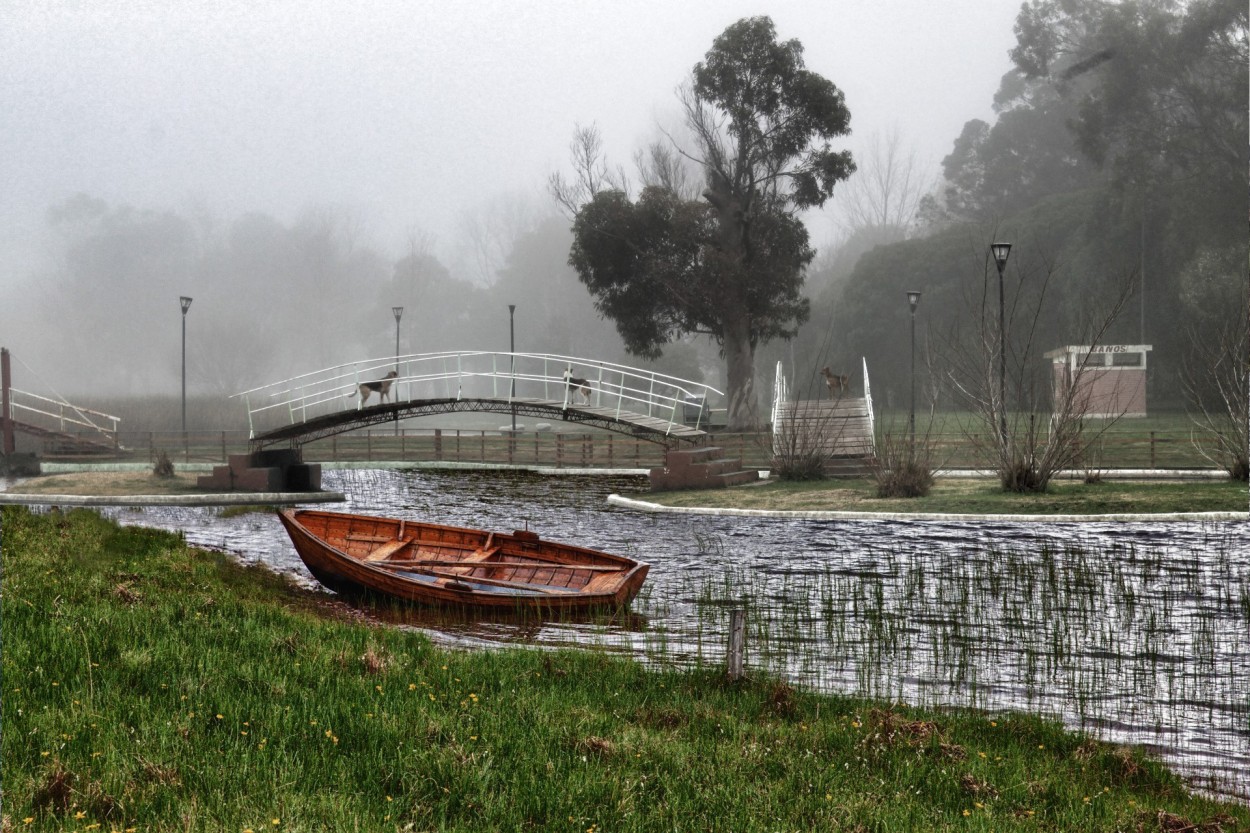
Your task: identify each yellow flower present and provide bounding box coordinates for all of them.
[217,714,224,720]
[408,683,417,690]
[962,809,971,816]
[75,811,87,819]
[22,818,34,825]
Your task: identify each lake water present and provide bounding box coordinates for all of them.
[88,467,1248,801]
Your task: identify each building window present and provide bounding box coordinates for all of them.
[1111,352,1142,367]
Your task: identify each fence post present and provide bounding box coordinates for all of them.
[1149,431,1156,468]
[726,608,747,681]
[434,428,443,461]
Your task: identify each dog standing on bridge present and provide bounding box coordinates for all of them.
[563,367,593,406]
[820,367,850,398]
[349,370,399,407]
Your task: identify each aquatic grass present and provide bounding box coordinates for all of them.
[659,525,1250,801]
[4,505,1247,831]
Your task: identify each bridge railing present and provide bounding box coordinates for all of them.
[233,352,723,438]
[7,388,121,447]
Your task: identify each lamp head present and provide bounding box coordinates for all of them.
[392,306,404,322]
[906,290,921,312]
[990,242,1012,273]
[180,296,193,314]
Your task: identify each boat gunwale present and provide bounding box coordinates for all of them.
[278,508,649,608]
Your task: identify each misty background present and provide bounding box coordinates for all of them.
[2,1,1244,427]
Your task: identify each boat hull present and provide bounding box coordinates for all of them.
[277,509,648,612]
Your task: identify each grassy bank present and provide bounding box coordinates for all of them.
[3,507,1245,831]
[647,476,1249,515]
[7,470,1249,518]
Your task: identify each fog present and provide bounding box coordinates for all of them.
[1,0,1018,407]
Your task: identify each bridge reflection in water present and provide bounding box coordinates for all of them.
[235,352,722,449]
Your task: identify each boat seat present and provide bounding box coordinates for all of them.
[582,573,621,593]
[365,539,409,562]
[462,545,501,563]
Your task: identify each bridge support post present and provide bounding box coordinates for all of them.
[197,447,322,492]
[2,347,14,456]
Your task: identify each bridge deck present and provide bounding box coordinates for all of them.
[251,396,708,449]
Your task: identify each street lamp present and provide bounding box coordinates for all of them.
[392,306,403,436]
[990,242,1013,448]
[508,304,517,432]
[906,290,922,451]
[392,306,403,370]
[179,296,192,436]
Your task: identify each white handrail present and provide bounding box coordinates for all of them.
[7,388,121,442]
[232,351,723,438]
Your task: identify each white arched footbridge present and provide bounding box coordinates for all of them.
[235,352,722,450]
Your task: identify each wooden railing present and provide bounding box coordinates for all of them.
[21,425,1236,474]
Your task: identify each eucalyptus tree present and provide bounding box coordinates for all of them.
[557,17,854,430]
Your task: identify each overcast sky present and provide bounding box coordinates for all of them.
[1,0,1021,292]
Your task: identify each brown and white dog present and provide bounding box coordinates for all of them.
[820,367,850,398]
[350,370,399,406]
[564,368,593,405]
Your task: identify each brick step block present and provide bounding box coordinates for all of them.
[661,446,725,469]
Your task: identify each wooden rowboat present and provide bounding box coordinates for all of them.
[277,508,649,611]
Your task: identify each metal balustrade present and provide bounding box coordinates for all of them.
[233,352,723,441]
[7,388,121,448]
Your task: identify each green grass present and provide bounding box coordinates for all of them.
[647,476,1249,514]
[3,506,1246,831]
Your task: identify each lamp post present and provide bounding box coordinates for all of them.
[179,296,192,436]
[392,306,403,370]
[906,290,921,451]
[508,304,517,432]
[990,243,1013,448]
[392,306,403,436]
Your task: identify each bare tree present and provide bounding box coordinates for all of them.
[937,237,1137,492]
[548,124,629,217]
[633,139,703,202]
[834,127,934,241]
[1182,291,1249,481]
[456,192,546,285]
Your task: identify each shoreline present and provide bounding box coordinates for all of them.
[2,462,1245,518]
[607,493,1250,523]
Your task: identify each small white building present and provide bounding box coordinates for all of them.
[1044,344,1152,418]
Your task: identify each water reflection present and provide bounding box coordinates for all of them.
[95,467,1249,800]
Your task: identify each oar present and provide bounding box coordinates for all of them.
[371,563,581,594]
[381,558,621,572]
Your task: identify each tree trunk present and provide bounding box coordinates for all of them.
[723,310,758,431]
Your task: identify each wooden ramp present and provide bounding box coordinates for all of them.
[773,397,875,476]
